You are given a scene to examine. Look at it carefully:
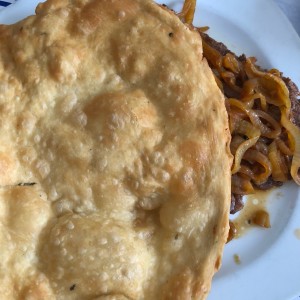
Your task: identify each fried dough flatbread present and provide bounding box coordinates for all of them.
[0,0,232,299]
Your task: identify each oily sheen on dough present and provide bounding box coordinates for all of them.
[0,0,232,299]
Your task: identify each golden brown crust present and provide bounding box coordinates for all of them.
[0,0,232,299]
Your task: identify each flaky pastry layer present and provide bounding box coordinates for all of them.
[0,0,232,299]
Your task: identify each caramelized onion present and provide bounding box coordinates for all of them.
[254,141,268,155]
[228,99,261,126]
[252,210,271,228]
[240,92,268,111]
[268,141,288,182]
[197,26,210,32]
[193,18,300,199]
[202,40,223,70]
[231,120,260,174]
[275,138,293,156]
[243,149,272,184]
[281,109,300,185]
[230,135,246,154]
[221,71,242,93]
[232,174,254,194]
[223,53,240,74]
[253,110,281,138]
[238,165,254,179]
[228,99,281,138]
[244,58,291,109]
[180,0,196,24]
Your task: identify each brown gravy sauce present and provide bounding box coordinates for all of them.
[232,189,271,239]
[294,229,300,240]
[233,254,241,265]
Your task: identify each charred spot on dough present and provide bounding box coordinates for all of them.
[17,182,37,186]
[214,256,221,270]
[212,224,217,235]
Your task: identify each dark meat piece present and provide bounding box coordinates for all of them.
[201,33,247,63]
[201,33,247,100]
[223,84,241,99]
[202,33,300,127]
[202,33,300,214]
[230,194,244,214]
[283,77,300,128]
[201,32,232,56]
[253,177,283,190]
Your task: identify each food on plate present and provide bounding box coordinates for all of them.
[0,0,232,299]
[200,32,300,215]
[182,0,300,213]
[179,0,300,239]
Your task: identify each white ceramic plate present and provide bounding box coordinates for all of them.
[1,1,300,299]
